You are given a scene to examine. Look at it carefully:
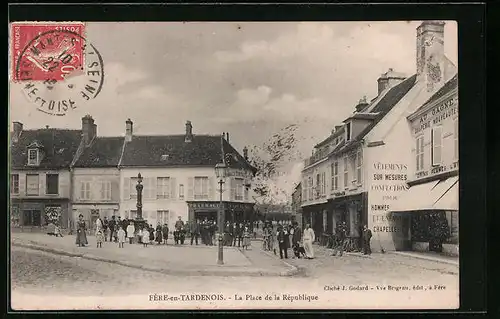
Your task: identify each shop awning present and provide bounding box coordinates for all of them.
[391,176,458,212]
[432,177,459,210]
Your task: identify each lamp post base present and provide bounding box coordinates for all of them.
[217,236,224,265]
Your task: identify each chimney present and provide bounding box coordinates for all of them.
[377,68,407,95]
[12,121,23,142]
[355,96,369,112]
[243,146,248,160]
[185,120,193,143]
[125,118,133,142]
[81,115,96,146]
[416,20,446,92]
[226,132,230,143]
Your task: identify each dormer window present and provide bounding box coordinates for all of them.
[28,149,39,166]
[345,122,352,142]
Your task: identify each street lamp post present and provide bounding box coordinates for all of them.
[134,173,146,238]
[215,162,227,265]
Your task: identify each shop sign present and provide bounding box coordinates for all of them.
[369,162,408,234]
[415,161,458,179]
[227,168,253,179]
[414,96,458,134]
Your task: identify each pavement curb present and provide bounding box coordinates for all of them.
[258,248,300,277]
[388,251,459,266]
[12,242,293,278]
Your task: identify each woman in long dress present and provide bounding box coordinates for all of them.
[75,214,88,247]
[303,224,315,259]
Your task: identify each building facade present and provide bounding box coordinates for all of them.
[300,20,457,252]
[10,122,83,230]
[118,119,256,227]
[390,75,459,256]
[71,115,124,232]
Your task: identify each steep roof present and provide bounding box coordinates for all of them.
[413,74,458,114]
[332,74,418,155]
[10,129,82,169]
[119,134,256,173]
[73,136,125,167]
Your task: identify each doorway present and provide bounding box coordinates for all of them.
[23,210,41,226]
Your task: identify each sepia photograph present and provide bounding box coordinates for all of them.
[9,20,459,310]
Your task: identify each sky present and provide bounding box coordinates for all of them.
[9,21,457,199]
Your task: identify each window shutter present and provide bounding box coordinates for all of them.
[208,177,215,200]
[432,127,442,166]
[170,177,176,199]
[123,177,130,200]
[19,174,25,196]
[230,178,236,200]
[187,177,194,200]
[40,174,46,195]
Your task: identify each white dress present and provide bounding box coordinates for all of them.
[303,228,316,258]
[142,230,150,244]
[126,225,135,238]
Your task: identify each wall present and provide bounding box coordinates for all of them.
[364,82,426,252]
[72,167,120,203]
[409,90,458,181]
[10,169,71,199]
[120,166,254,227]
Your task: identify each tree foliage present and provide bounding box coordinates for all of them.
[248,124,300,204]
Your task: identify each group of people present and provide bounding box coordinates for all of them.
[330,221,373,256]
[262,221,316,259]
[222,221,252,248]
[74,213,171,248]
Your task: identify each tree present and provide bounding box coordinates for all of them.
[248,124,301,205]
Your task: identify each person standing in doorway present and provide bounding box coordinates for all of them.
[303,224,316,259]
[362,225,372,255]
[190,219,201,245]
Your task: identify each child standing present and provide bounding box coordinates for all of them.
[242,226,251,250]
[96,230,104,248]
[117,226,126,248]
[142,227,150,247]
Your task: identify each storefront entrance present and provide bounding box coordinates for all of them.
[23,210,41,226]
[194,210,218,222]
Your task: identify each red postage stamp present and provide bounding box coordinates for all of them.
[11,22,86,82]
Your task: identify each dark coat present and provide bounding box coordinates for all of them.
[362,229,372,241]
[190,221,201,234]
[292,226,302,244]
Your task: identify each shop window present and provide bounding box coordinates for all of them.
[431,126,442,166]
[23,210,41,226]
[10,174,19,194]
[416,135,425,172]
[26,174,40,196]
[46,174,59,195]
